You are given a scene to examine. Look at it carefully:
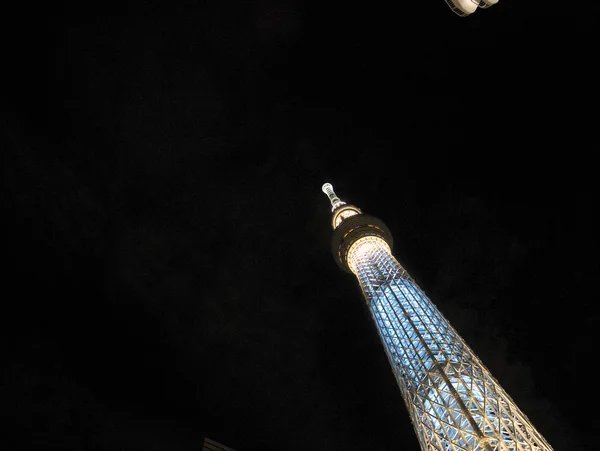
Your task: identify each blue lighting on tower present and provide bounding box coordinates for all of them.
[322,183,552,451]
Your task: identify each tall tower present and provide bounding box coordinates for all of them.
[321,183,552,451]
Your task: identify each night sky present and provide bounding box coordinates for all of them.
[3,1,598,450]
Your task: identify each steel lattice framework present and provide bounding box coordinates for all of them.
[322,183,552,451]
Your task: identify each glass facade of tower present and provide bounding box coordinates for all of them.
[346,236,552,451]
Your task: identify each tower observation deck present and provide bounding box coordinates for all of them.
[322,183,552,451]
[445,0,500,17]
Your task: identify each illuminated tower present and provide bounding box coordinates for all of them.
[445,0,499,17]
[321,183,552,451]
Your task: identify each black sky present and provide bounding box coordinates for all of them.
[3,1,599,450]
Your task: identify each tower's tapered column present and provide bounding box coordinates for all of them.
[322,183,552,451]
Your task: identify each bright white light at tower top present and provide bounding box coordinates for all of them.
[347,236,391,274]
[321,182,346,211]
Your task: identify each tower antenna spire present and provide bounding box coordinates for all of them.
[321,182,344,209]
[322,182,363,229]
